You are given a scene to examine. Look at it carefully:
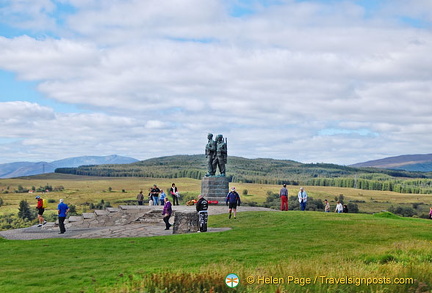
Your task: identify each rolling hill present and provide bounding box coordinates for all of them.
[350,153,432,171]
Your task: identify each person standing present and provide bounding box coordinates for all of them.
[226,187,241,219]
[196,195,209,232]
[429,207,432,219]
[170,183,179,206]
[159,189,166,206]
[335,201,343,213]
[298,187,308,211]
[279,184,289,211]
[324,199,330,212]
[57,199,69,234]
[35,196,46,227]
[162,198,172,230]
[343,204,349,213]
[150,185,160,206]
[136,191,144,206]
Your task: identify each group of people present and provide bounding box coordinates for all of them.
[279,185,349,213]
[193,186,241,232]
[279,185,308,211]
[332,200,349,213]
[136,183,180,206]
[35,196,69,234]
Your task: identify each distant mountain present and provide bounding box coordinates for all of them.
[350,154,432,172]
[0,155,139,178]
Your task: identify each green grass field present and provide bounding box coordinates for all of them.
[1,175,432,292]
[0,211,431,292]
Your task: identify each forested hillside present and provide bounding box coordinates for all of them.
[55,155,432,194]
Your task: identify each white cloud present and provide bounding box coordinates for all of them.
[0,0,431,165]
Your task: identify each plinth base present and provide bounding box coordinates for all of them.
[201,176,229,204]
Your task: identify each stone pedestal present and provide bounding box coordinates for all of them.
[201,176,229,204]
[173,211,199,234]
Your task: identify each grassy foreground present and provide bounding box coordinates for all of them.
[0,211,431,293]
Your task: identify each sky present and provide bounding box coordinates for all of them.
[0,0,431,165]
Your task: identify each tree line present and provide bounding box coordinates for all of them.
[54,154,432,194]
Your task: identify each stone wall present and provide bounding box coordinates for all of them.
[66,205,200,234]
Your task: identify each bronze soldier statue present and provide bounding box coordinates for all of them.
[205,133,216,176]
[212,134,227,176]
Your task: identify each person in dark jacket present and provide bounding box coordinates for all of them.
[162,198,172,230]
[170,183,179,206]
[226,187,241,219]
[343,204,349,213]
[196,195,209,232]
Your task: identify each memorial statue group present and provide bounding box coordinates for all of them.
[205,133,227,176]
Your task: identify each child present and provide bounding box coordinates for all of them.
[159,189,166,206]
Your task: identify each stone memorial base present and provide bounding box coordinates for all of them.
[201,176,229,204]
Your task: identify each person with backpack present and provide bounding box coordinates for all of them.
[35,196,47,227]
[226,187,241,219]
[196,195,209,232]
[57,199,69,234]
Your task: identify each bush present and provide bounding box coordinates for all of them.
[347,202,359,213]
[53,186,64,192]
[17,200,37,221]
[245,201,258,207]
[0,197,3,207]
[15,185,29,193]
[0,213,37,231]
[388,205,416,217]
[68,204,78,216]
[89,200,112,210]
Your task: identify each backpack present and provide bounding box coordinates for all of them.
[42,198,48,209]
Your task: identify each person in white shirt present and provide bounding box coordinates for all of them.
[335,201,343,213]
[298,187,308,211]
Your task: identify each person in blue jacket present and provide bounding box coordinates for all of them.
[226,187,241,219]
[57,199,69,234]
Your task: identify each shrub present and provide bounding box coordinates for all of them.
[53,186,64,192]
[0,213,36,231]
[18,200,37,221]
[89,200,112,210]
[347,202,359,213]
[388,205,416,217]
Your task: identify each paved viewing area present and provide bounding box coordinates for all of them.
[0,205,274,240]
